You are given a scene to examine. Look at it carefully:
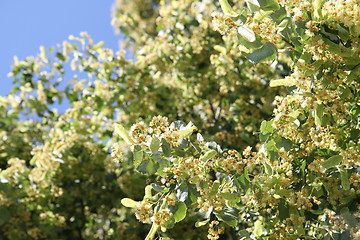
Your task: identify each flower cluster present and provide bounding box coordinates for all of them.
[248,17,282,45]
[152,208,173,228]
[322,0,360,33]
[211,11,238,37]
[207,220,224,240]
[134,201,153,224]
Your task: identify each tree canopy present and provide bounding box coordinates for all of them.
[0,0,359,239]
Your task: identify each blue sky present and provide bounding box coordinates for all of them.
[0,0,121,96]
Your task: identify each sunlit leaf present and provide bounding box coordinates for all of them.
[179,126,198,138]
[195,219,210,227]
[219,0,239,17]
[150,136,160,153]
[323,155,342,169]
[237,25,256,42]
[121,198,140,208]
[115,124,135,144]
[174,202,187,223]
[339,167,350,190]
[245,0,260,12]
[243,42,277,64]
[199,149,217,162]
[253,219,263,237]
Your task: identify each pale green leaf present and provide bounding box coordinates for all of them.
[214,45,227,54]
[270,78,295,87]
[92,41,104,50]
[121,198,140,208]
[115,124,135,144]
[174,202,187,223]
[219,0,239,17]
[254,10,273,22]
[254,219,263,237]
[315,104,324,127]
[263,161,272,175]
[195,219,210,227]
[237,25,256,42]
[150,136,160,154]
[179,126,198,138]
[199,149,217,162]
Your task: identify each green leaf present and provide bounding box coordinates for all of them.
[92,41,104,50]
[0,207,11,223]
[195,219,210,227]
[254,10,273,22]
[340,207,357,228]
[174,202,187,223]
[276,137,293,151]
[339,167,350,190]
[150,136,161,154]
[238,36,264,52]
[176,182,189,202]
[315,104,324,127]
[115,124,135,144]
[289,109,302,121]
[137,159,159,174]
[156,157,171,176]
[199,149,217,162]
[260,120,274,134]
[243,42,277,64]
[161,138,171,157]
[337,24,349,42]
[121,198,140,208]
[278,198,289,220]
[214,45,227,54]
[276,188,291,198]
[56,52,66,61]
[253,219,264,237]
[278,17,291,31]
[322,38,354,57]
[214,207,239,227]
[133,145,143,168]
[258,0,280,11]
[310,209,324,215]
[263,161,273,175]
[245,0,260,12]
[323,155,342,169]
[270,78,295,87]
[209,180,221,197]
[151,183,169,193]
[239,230,251,238]
[163,215,175,229]
[220,192,241,203]
[219,0,239,17]
[179,126,198,138]
[237,25,256,42]
[313,0,325,19]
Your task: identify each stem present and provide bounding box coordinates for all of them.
[145,222,159,240]
[145,198,168,240]
[208,99,217,122]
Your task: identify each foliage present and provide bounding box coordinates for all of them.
[116,0,360,239]
[0,0,281,239]
[1,0,360,239]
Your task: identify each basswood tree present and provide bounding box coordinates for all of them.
[0,0,281,239]
[0,0,359,240]
[114,0,360,239]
